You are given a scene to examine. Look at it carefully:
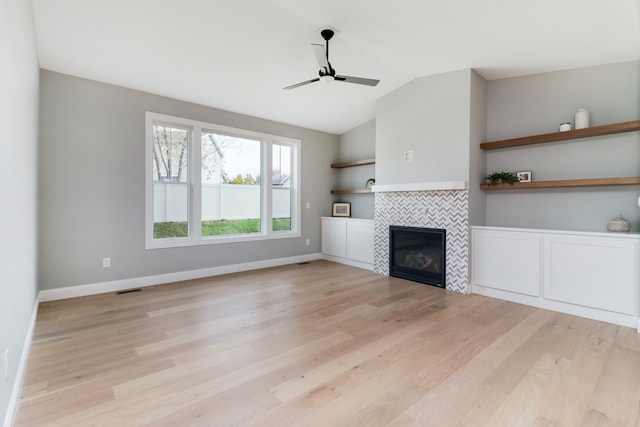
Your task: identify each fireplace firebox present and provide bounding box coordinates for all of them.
[389,226,446,288]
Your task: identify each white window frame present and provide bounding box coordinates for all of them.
[145,112,301,249]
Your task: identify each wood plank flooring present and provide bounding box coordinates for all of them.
[15,260,640,426]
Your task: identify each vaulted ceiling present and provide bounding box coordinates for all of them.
[31,0,640,134]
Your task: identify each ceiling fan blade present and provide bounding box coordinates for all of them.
[283,78,320,90]
[335,75,380,86]
[311,43,330,71]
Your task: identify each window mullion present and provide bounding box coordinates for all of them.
[191,126,202,240]
[292,141,300,233]
[263,139,273,235]
[145,112,154,248]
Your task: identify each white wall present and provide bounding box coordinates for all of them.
[0,0,39,423]
[485,61,640,231]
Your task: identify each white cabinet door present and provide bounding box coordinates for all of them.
[472,229,541,296]
[347,220,374,264]
[543,235,637,315]
[321,218,347,258]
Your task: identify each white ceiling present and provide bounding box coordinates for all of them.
[31,0,640,135]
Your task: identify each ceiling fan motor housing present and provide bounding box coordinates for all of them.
[319,64,336,78]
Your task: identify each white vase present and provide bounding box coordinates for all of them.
[575,108,590,129]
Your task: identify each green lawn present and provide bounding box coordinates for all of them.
[154,218,291,239]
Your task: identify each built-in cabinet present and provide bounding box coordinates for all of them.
[321,217,374,270]
[471,226,640,329]
[480,120,640,190]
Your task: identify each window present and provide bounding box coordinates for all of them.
[146,112,300,249]
[151,123,191,239]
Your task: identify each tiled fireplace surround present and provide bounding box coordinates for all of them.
[373,186,469,294]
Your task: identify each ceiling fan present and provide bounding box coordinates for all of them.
[284,29,380,90]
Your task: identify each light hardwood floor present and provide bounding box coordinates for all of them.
[16,260,640,426]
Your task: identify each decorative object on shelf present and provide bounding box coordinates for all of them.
[575,108,590,129]
[365,178,375,189]
[517,171,532,182]
[607,213,630,232]
[485,171,519,185]
[332,202,351,217]
[559,122,572,132]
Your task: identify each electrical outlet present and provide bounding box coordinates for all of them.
[306,202,310,209]
[102,257,111,268]
[403,150,414,163]
[305,239,310,246]
[638,196,640,207]
[4,349,8,380]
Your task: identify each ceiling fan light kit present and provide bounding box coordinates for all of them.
[284,28,380,90]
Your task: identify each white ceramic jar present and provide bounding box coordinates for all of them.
[575,108,590,129]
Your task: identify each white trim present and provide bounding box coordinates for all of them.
[39,253,322,302]
[371,181,468,192]
[320,216,374,224]
[473,284,637,329]
[322,254,374,271]
[472,225,640,239]
[4,295,39,427]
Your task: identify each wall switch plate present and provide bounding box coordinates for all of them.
[403,150,414,163]
[305,239,310,246]
[638,196,640,207]
[306,202,310,209]
[102,257,111,268]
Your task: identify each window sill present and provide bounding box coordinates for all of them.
[146,230,301,250]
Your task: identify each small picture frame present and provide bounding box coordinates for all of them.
[517,171,532,182]
[332,202,351,217]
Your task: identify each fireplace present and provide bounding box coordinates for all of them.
[389,225,446,288]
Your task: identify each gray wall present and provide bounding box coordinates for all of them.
[468,70,488,226]
[335,119,376,219]
[485,61,640,231]
[0,0,39,422]
[376,69,473,185]
[38,71,338,290]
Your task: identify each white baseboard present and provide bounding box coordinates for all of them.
[39,253,323,302]
[322,254,374,271]
[472,284,638,330]
[4,295,39,427]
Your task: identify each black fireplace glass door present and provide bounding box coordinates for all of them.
[389,226,446,288]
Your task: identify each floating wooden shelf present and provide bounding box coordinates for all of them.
[480,176,640,190]
[330,189,373,195]
[480,120,640,150]
[331,158,375,194]
[331,159,375,168]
